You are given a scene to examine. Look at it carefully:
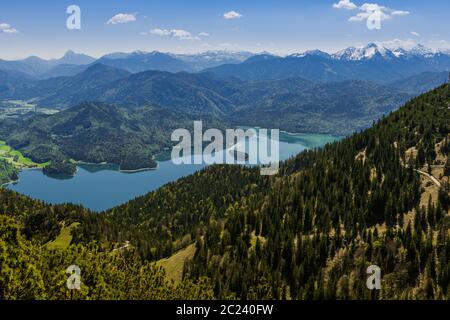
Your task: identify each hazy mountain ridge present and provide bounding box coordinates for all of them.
[0,63,412,134]
[0,51,96,78]
[0,50,256,79]
[2,44,450,82]
[389,71,449,94]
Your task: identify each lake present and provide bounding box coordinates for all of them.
[5,131,339,211]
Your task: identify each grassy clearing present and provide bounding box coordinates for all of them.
[250,232,267,248]
[0,140,48,168]
[45,222,80,250]
[155,244,196,284]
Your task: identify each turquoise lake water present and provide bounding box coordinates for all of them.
[6,131,339,211]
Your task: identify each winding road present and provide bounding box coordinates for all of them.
[415,169,442,188]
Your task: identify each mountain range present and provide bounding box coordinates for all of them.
[0,50,255,79]
[0,63,411,134]
[0,50,95,78]
[1,43,449,171]
[204,44,450,84]
[1,44,450,84]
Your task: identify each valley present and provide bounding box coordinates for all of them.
[1,36,450,301]
[0,53,418,177]
[0,83,449,300]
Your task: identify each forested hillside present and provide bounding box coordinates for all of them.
[0,159,18,185]
[389,71,449,95]
[0,102,223,171]
[0,84,449,299]
[0,64,411,135]
[0,69,411,175]
[228,80,408,134]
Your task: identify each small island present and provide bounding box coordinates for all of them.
[43,161,77,177]
[119,156,158,172]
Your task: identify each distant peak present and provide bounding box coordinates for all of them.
[82,63,116,74]
[57,50,96,65]
[389,44,435,58]
[409,44,434,54]
[64,50,76,55]
[132,50,149,55]
[291,49,330,58]
[22,55,46,62]
[85,63,115,71]
[61,50,82,59]
[332,43,393,61]
[365,42,379,48]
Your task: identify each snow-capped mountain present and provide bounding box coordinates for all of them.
[175,50,254,62]
[389,44,436,59]
[438,48,450,55]
[205,43,450,84]
[100,50,166,60]
[100,51,139,60]
[173,50,255,70]
[407,44,435,58]
[391,47,409,58]
[2,44,449,83]
[330,43,446,61]
[290,50,331,59]
[332,43,397,61]
[98,50,255,71]
[282,43,448,62]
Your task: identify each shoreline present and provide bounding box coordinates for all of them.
[119,164,159,173]
[1,166,43,188]
[238,125,343,138]
[76,160,159,173]
[1,178,19,188]
[1,129,339,186]
[2,160,160,186]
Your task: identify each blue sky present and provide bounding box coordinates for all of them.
[0,0,449,59]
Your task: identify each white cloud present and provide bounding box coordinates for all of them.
[333,0,357,10]
[107,13,136,25]
[410,31,420,37]
[172,29,197,40]
[150,28,171,36]
[391,10,410,16]
[349,11,390,22]
[218,43,239,49]
[198,32,210,37]
[0,23,18,34]
[360,3,385,12]
[428,39,450,50]
[348,3,409,25]
[223,11,243,20]
[378,38,416,49]
[149,28,200,40]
